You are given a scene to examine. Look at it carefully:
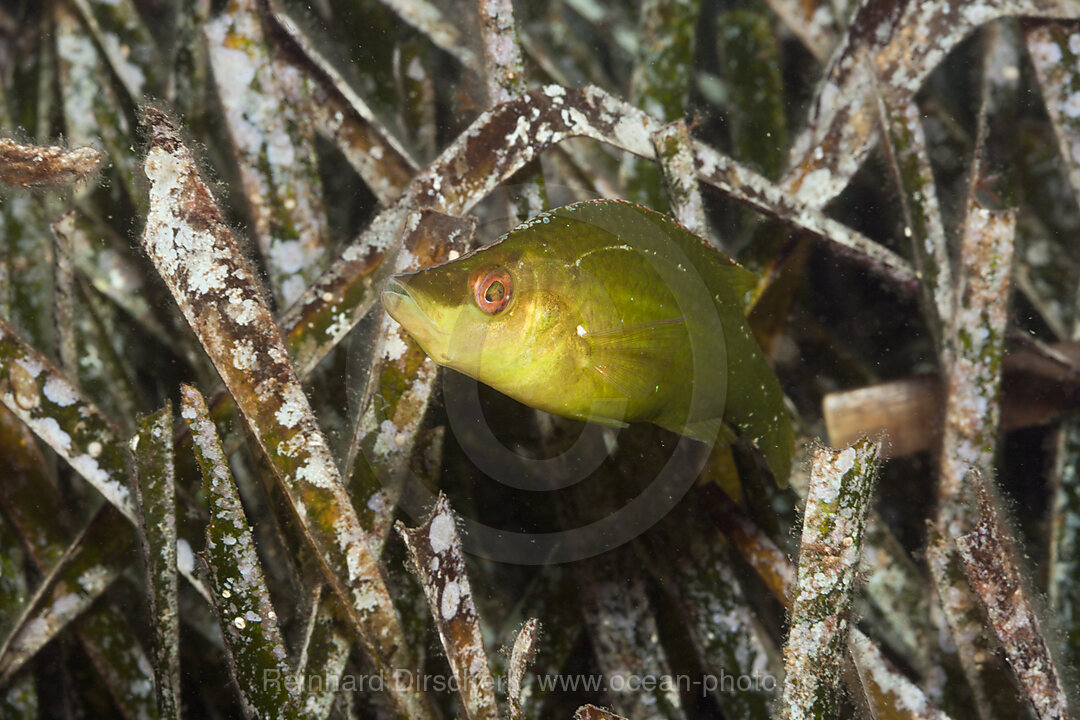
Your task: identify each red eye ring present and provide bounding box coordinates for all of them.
[472,266,513,315]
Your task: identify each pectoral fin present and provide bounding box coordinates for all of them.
[587,317,685,401]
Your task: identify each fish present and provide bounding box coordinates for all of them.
[381,199,794,485]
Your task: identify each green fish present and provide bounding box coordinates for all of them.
[381,200,793,485]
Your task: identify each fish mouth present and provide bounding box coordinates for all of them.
[381,276,449,361]
[381,277,413,319]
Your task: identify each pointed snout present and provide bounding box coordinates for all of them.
[381,276,412,320]
[381,274,450,363]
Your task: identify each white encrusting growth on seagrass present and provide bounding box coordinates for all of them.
[139,108,431,720]
[205,0,329,307]
[397,495,499,720]
[783,0,1078,210]
[782,438,880,720]
[181,384,300,720]
[956,480,1073,720]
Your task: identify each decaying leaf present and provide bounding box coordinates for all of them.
[396,495,498,720]
[0,138,102,187]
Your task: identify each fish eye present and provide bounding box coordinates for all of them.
[472,266,513,315]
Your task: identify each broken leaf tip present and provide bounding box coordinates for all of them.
[140,105,185,154]
[0,137,105,188]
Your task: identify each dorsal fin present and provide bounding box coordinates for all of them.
[551,199,759,313]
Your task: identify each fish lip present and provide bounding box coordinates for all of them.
[381,276,412,317]
[381,276,449,361]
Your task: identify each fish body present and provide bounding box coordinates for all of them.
[382,200,793,484]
